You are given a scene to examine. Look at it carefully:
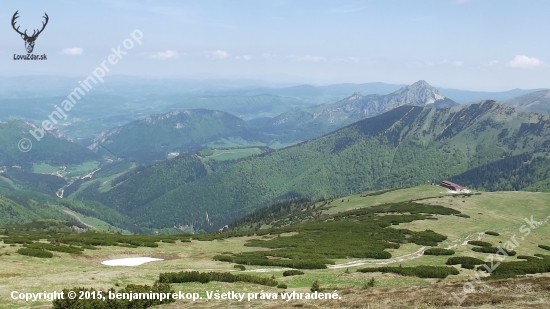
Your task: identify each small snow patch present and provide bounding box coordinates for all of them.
[101,257,163,267]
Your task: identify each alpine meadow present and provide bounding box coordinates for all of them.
[2,1,550,309]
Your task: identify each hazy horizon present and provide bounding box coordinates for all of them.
[1,74,547,93]
[2,0,549,91]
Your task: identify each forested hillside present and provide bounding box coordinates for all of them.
[0,195,64,226]
[77,100,550,231]
[88,109,264,162]
[0,186,137,232]
[74,155,211,229]
[449,153,550,191]
[0,120,100,168]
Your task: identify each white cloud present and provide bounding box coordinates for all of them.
[440,59,464,67]
[489,60,499,66]
[333,57,373,65]
[62,48,83,55]
[236,55,252,60]
[149,50,179,60]
[507,55,544,69]
[211,50,230,59]
[408,60,435,68]
[288,55,326,62]
[262,53,279,60]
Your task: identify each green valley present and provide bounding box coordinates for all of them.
[75,100,550,230]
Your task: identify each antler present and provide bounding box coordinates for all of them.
[29,13,49,38]
[11,10,26,37]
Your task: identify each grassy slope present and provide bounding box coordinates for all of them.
[2,186,550,308]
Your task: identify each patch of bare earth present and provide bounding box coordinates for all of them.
[161,276,550,309]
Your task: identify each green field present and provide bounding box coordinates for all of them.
[32,161,101,180]
[201,148,263,161]
[32,163,60,174]
[206,137,266,148]
[1,186,550,309]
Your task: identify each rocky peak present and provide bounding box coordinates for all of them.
[388,80,449,106]
[347,92,363,100]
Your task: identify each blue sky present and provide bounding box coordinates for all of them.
[1,0,549,90]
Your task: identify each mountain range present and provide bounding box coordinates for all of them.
[88,80,459,161]
[257,80,458,142]
[76,100,550,231]
[3,78,550,233]
[1,76,547,145]
[503,89,550,115]
[88,109,260,161]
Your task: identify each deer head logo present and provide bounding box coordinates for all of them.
[11,11,49,54]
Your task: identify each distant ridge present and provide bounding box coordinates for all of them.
[260,80,459,142]
[77,99,550,230]
[503,89,550,115]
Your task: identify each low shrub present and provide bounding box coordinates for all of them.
[538,245,550,252]
[17,248,53,258]
[478,255,550,279]
[27,243,83,254]
[472,246,516,256]
[283,270,304,276]
[234,264,246,271]
[52,282,174,308]
[468,241,492,247]
[213,255,234,263]
[485,231,500,236]
[2,237,33,244]
[446,256,484,265]
[424,248,455,256]
[142,242,159,248]
[159,271,278,287]
[117,243,137,248]
[277,283,287,289]
[357,265,459,279]
[455,214,470,218]
[517,255,542,261]
[311,280,320,292]
[364,277,376,288]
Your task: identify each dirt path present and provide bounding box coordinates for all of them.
[63,209,93,228]
[445,232,486,249]
[243,247,430,272]
[328,246,428,269]
[245,268,291,273]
